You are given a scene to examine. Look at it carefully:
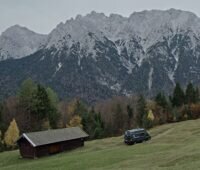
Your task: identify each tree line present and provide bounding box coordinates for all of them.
[0,79,200,151]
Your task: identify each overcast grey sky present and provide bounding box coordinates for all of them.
[1,0,200,34]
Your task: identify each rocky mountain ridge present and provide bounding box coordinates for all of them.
[1,9,200,103]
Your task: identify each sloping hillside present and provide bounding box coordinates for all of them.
[0,119,200,170]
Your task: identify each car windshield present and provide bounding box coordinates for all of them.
[131,131,146,137]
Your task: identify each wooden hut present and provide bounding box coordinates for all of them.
[17,127,89,158]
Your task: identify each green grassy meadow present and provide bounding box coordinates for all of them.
[0,119,200,170]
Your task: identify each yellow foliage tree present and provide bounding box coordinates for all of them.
[4,119,20,148]
[67,115,83,128]
[147,110,155,121]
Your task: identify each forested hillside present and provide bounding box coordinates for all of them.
[0,79,200,152]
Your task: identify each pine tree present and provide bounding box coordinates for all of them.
[4,119,19,149]
[17,78,38,132]
[127,105,133,129]
[81,107,95,137]
[172,83,185,107]
[46,87,59,107]
[155,92,168,109]
[113,103,124,134]
[33,85,50,119]
[136,95,147,127]
[30,84,52,130]
[18,78,37,109]
[185,83,196,104]
[18,78,37,131]
[46,87,60,128]
[93,112,105,139]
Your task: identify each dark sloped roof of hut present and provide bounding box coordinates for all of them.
[17,127,88,147]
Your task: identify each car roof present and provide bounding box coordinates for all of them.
[126,128,146,133]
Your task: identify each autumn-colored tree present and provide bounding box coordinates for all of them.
[4,119,20,149]
[190,103,200,119]
[147,110,155,121]
[1,97,19,132]
[60,99,87,127]
[142,109,154,129]
[67,115,83,128]
[172,83,185,107]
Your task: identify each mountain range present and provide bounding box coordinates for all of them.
[1,9,200,103]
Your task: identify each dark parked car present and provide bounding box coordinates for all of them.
[124,128,151,145]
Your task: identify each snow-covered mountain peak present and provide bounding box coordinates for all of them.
[45,9,200,49]
[46,13,107,49]
[2,9,200,62]
[129,9,200,35]
[2,9,200,102]
[2,24,34,36]
[0,25,47,61]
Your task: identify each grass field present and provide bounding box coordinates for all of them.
[0,119,200,170]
